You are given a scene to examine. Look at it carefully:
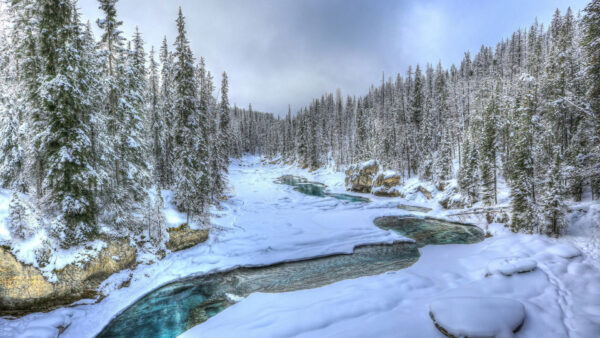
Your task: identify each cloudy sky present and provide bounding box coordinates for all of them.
[77,0,589,115]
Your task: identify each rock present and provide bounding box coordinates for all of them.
[438,184,466,209]
[373,171,402,188]
[373,186,404,197]
[345,160,381,193]
[0,238,136,316]
[429,297,525,338]
[416,186,433,200]
[166,224,209,252]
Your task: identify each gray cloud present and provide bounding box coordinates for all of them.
[77,0,589,116]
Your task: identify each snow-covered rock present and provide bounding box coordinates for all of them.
[545,243,582,259]
[166,223,209,252]
[486,257,537,276]
[344,160,380,193]
[429,297,526,338]
[0,238,136,315]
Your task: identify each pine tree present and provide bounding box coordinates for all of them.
[0,105,25,191]
[582,0,600,198]
[148,46,165,186]
[541,153,567,236]
[172,7,208,222]
[114,27,152,232]
[458,132,480,205]
[38,0,98,246]
[97,0,125,190]
[433,128,452,190]
[212,71,231,199]
[8,192,30,240]
[510,92,536,234]
[159,37,176,187]
[480,89,498,205]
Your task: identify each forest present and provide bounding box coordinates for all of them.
[1,1,599,254]
[1,1,600,337]
[254,6,600,237]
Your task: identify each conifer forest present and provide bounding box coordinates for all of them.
[0,1,599,337]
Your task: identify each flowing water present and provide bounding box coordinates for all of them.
[96,242,419,338]
[275,175,370,202]
[97,179,484,338]
[374,216,484,247]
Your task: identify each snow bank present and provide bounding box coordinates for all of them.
[1,156,599,338]
[486,257,537,276]
[429,297,525,337]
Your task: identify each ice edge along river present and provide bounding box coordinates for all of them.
[1,156,600,338]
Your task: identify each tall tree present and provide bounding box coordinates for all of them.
[172,7,208,222]
[38,0,99,246]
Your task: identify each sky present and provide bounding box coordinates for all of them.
[76,0,590,116]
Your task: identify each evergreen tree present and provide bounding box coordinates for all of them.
[582,0,600,198]
[148,46,165,186]
[211,71,232,199]
[0,105,25,191]
[510,93,536,234]
[480,90,498,205]
[172,7,208,222]
[8,192,30,240]
[159,37,176,186]
[541,153,567,236]
[38,0,98,246]
[433,128,453,189]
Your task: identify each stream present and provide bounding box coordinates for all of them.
[96,176,483,338]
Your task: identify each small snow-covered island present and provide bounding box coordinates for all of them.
[1,0,600,337]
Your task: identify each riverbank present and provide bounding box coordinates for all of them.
[1,156,599,337]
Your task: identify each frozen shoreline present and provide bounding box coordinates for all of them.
[1,156,599,338]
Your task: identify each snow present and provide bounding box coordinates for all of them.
[487,257,537,276]
[429,297,525,338]
[161,190,188,228]
[359,159,379,169]
[0,188,10,241]
[1,156,599,338]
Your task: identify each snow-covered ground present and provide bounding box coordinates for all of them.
[1,156,599,338]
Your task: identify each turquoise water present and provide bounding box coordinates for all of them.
[96,242,419,338]
[276,175,370,202]
[374,216,484,247]
[97,197,484,338]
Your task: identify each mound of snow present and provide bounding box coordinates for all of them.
[429,297,525,338]
[486,257,537,276]
[545,243,581,259]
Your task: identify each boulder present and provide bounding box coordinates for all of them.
[373,186,404,197]
[438,184,466,209]
[373,171,402,188]
[166,224,209,252]
[345,160,381,193]
[0,238,136,316]
[416,186,433,200]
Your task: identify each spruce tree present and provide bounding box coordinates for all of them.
[148,46,165,186]
[510,93,536,234]
[172,7,208,222]
[39,0,98,246]
[480,90,498,205]
[541,153,567,236]
[159,37,176,186]
[8,192,30,240]
[582,0,600,198]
